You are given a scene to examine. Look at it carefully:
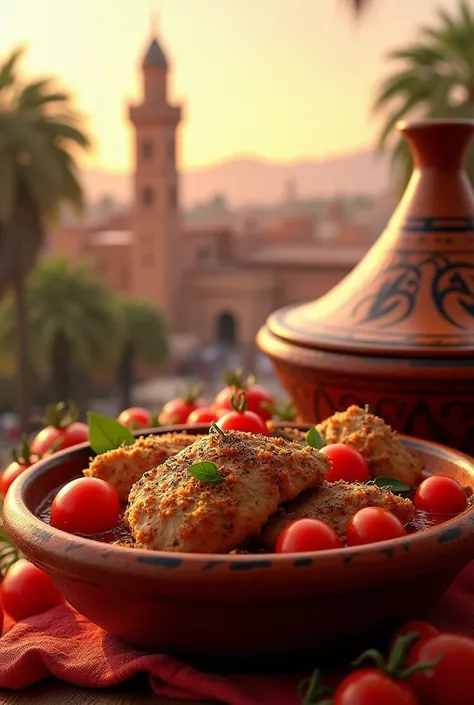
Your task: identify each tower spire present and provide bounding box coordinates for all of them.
[150,4,159,35]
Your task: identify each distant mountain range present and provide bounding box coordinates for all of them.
[81,149,392,209]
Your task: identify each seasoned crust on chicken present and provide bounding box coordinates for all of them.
[125,429,330,553]
[268,424,307,444]
[269,411,422,488]
[316,405,423,488]
[84,433,202,502]
[256,480,415,550]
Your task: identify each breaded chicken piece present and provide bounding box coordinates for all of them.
[268,424,307,444]
[84,433,201,502]
[256,480,415,549]
[125,428,330,553]
[270,413,422,488]
[316,405,423,488]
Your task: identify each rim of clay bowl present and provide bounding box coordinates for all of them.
[4,424,474,579]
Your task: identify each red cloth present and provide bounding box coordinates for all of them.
[1,562,474,705]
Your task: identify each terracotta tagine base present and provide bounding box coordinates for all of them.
[257,119,474,455]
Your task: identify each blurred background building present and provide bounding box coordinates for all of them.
[46,28,392,379]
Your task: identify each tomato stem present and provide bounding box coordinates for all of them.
[298,669,332,705]
[150,411,161,427]
[386,632,420,675]
[261,400,297,421]
[32,400,80,429]
[223,368,255,390]
[183,384,204,404]
[352,631,442,682]
[230,390,247,413]
[11,433,34,465]
[387,632,441,679]
[45,436,66,454]
[352,647,387,672]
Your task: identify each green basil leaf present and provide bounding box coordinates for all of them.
[187,461,225,484]
[372,476,411,493]
[87,412,135,455]
[306,426,326,450]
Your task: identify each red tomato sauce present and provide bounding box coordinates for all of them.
[36,472,470,551]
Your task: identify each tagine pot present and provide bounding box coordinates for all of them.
[257,119,474,455]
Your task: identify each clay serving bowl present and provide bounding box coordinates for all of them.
[4,424,474,666]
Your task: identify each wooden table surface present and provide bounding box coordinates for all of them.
[0,680,214,704]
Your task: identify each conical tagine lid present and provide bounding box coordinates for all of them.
[266,119,474,359]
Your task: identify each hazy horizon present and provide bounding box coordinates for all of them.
[80,148,391,208]
[84,143,381,178]
[2,0,457,172]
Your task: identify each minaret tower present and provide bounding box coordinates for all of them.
[128,23,182,327]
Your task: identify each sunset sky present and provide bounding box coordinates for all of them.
[1,0,458,172]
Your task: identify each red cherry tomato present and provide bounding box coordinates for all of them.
[0,460,33,499]
[334,669,419,705]
[159,397,204,425]
[321,443,370,483]
[1,559,63,621]
[50,477,119,535]
[214,384,275,421]
[31,422,89,456]
[390,621,439,652]
[117,407,151,429]
[414,475,467,515]
[276,518,343,553]
[346,507,407,546]
[187,407,218,424]
[217,410,269,435]
[408,632,474,705]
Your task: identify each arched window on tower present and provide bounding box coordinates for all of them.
[141,187,155,207]
[141,140,153,160]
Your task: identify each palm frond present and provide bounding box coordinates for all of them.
[18,79,69,110]
[437,7,460,34]
[373,71,429,113]
[372,0,474,194]
[0,47,91,292]
[460,0,474,27]
[376,92,429,149]
[0,46,24,94]
[388,45,445,66]
[23,257,121,373]
[40,119,91,150]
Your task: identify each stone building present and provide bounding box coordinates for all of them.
[47,29,375,357]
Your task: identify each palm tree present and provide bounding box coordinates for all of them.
[373,0,474,193]
[115,295,169,410]
[0,47,90,428]
[0,257,119,404]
